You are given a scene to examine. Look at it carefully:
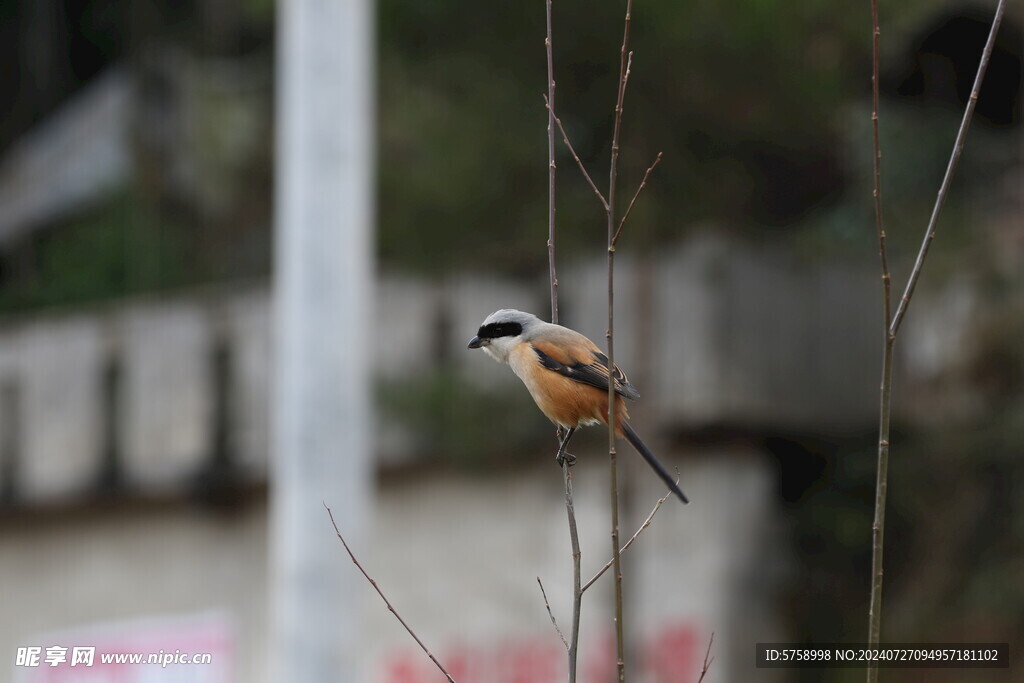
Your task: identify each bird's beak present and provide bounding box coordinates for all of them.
[467,336,483,349]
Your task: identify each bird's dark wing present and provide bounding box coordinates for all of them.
[532,341,640,400]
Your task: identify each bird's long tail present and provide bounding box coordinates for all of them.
[621,422,688,504]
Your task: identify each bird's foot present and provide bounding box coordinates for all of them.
[555,451,577,467]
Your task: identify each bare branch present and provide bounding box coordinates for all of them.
[545,3,662,681]
[544,94,610,212]
[545,4,583,680]
[546,0,559,326]
[621,51,634,117]
[606,4,635,681]
[696,632,715,683]
[324,504,456,683]
[888,0,1007,337]
[866,4,1006,682]
[581,482,675,592]
[563,456,583,681]
[866,1,894,672]
[537,577,569,650]
[870,0,891,330]
[612,152,663,246]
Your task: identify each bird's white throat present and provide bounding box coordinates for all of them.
[482,335,520,364]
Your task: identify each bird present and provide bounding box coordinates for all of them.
[467,308,688,503]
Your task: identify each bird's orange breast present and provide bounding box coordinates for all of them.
[508,343,629,431]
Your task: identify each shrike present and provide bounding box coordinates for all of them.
[468,309,688,503]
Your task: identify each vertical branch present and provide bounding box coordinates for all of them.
[870,0,891,329]
[867,335,894,672]
[866,0,893,674]
[547,4,662,681]
[545,2,583,681]
[607,2,634,680]
[564,456,583,683]
[546,0,559,328]
[866,2,1006,681]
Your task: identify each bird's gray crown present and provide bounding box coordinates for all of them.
[474,309,543,341]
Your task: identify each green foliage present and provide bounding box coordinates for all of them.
[375,0,948,272]
[5,0,998,303]
[0,188,190,313]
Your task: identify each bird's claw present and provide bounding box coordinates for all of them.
[556,452,577,467]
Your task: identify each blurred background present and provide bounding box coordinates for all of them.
[0,0,1021,681]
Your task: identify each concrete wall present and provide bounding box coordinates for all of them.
[1,447,781,683]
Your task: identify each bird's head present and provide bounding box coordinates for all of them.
[467,309,542,363]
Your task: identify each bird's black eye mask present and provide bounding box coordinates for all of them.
[476,321,523,339]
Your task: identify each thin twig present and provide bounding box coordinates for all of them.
[324,504,456,683]
[537,576,569,650]
[867,337,894,673]
[619,51,634,125]
[545,94,610,212]
[581,482,675,592]
[870,0,891,330]
[696,632,715,683]
[865,2,1006,681]
[866,0,893,672]
[607,4,634,681]
[545,5,583,681]
[546,0,559,327]
[888,0,1007,337]
[564,458,583,681]
[545,4,661,681]
[613,152,663,246]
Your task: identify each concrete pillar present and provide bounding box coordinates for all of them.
[271,0,375,678]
